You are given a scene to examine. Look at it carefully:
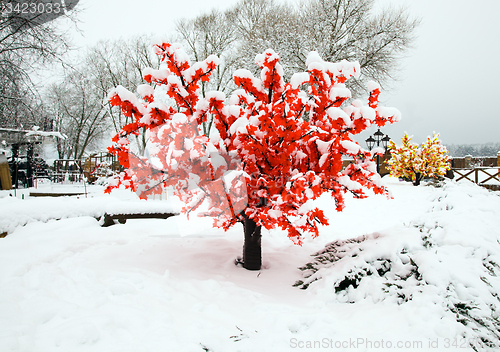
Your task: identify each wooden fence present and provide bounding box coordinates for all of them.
[451,156,498,169]
[452,167,500,191]
[342,154,500,191]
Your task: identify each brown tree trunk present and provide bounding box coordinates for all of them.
[414,172,422,186]
[242,215,262,271]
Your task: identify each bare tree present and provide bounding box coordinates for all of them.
[0,1,78,129]
[0,61,38,128]
[296,0,419,93]
[45,36,162,159]
[85,37,159,130]
[47,71,109,160]
[176,0,419,98]
[84,36,162,154]
[231,0,302,76]
[176,9,240,93]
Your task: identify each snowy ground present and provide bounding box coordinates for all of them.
[0,178,499,351]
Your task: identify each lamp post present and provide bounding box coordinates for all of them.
[365,129,390,173]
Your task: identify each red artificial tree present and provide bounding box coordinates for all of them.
[106,41,400,270]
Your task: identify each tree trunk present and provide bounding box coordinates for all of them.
[414,172,422,186]
[242,215,262,271]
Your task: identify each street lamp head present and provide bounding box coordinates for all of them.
[373,129,384,142]
[366,136,376,151]
[381,135,391,150]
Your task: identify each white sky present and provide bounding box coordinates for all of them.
[67,0,500,145]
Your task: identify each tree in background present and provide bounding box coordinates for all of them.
[446,143,500,158]
[176,0,419,98]
[84,36,161,154]
[387,133,450,186]
[45,36,161,159]
[47,70,109,160]
[0,67,40,129]
[176,9,240,92]
[0,0,78,130]
[106,41,400,270]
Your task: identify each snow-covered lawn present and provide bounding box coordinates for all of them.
[0,178,499,351]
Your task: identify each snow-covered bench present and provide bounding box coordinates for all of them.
[0,195,181,235]
[100,212,178,227]
[99,200,180,227]
[29,192,85,197]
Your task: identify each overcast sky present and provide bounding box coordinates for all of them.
[69,0,500,145]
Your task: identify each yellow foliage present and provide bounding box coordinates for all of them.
[387,133,450,185]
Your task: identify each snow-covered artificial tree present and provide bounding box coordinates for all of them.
[105,40,401,270]
[387,133,450,186]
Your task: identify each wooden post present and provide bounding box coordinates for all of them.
[497,150,500,167]
[465,155,472,169]
[0,154,12,190]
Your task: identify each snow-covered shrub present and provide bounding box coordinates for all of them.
[294,233,424,304]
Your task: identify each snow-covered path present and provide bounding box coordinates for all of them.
[0,179,499,351]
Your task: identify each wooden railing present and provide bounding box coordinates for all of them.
[452,167,500,190]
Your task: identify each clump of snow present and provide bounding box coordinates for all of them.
[290,72,309,89]
[108,85,136,103]
[305,52,359,81]
[228,89,249,105]
[233,69,266,96]
[359,106,376,121]
[25,129,65,140]
[184,55,220,82]
[166,75,189,97]
[340,140,362,155]
[142,67,170,81]
[230,117,249,135]
[171,113,187,124]
[377,106,402,122]
[315,139,332,155]
[206,142,228,172]
[328,85,351,100]
[205,90,225,101]
[136,84,154,99]
[305,51,323,67]
[367,80,381,92]
[255,49,280,67]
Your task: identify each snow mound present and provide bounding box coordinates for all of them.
[0,187,181,235]
[294,180,500,350]
[294,233,423,303]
